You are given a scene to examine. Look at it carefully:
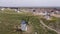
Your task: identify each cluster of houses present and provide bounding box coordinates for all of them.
[0,7,60,20]
[0,7,60,14]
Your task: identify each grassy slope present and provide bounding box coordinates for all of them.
[0,10,57,34]
[41,17,60,28]
[41,16,60,34]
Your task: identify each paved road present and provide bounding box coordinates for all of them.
[40,20,60,34]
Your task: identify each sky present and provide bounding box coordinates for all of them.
[0,0,60,7]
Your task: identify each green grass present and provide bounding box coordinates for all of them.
[0,10,57,34]
[41,16,60,26]
[41,16,60,32]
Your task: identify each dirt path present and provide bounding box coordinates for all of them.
[40,20,60,34]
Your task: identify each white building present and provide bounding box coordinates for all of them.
[21,20,27,31]
[44,12,51,20]
[1,8,5,11]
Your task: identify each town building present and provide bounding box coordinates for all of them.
[0,7,60,15]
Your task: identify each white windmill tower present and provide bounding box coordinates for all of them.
[21,20,27,31]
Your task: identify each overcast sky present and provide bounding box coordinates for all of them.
[0,0,60,7]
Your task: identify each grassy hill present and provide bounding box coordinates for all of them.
[41,17,60,33]
[0,10,57,34]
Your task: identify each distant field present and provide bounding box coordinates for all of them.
[0,10,57,34]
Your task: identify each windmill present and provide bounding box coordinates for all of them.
[21,20,28,31]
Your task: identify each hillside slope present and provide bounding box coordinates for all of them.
[0,10,57,34]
